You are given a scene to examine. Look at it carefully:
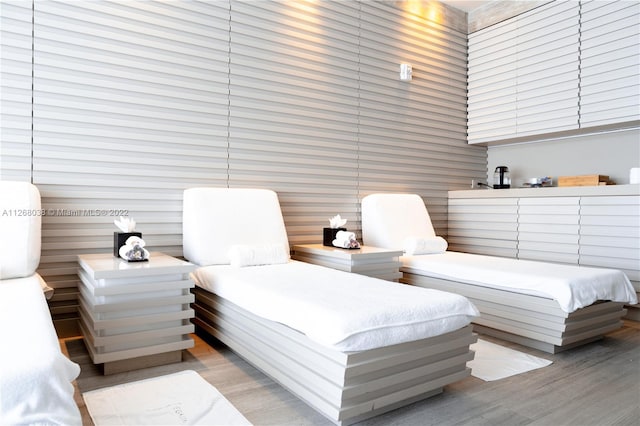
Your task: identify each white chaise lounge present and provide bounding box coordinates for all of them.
[182,187,479,426]
[0,181,81,424]
[362,193,637,354]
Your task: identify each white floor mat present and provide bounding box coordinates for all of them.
[468,338,553,381]
[83,370,252,425]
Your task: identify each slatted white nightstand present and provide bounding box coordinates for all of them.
[292,244,403,281]
[77,252,195,375]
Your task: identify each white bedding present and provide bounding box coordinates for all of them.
[0,275,81,425]
[192,260,479,352]
[402,252,637,313]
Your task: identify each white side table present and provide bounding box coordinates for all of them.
[292,244,403,281]
[77,252,195,375]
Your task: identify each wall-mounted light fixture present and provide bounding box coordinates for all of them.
[399,63,412,81]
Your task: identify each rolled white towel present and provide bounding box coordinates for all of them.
[332,238,351,248]
[228,243,290,267]
[335,230,356,241]
[332,231,360,249]
[403,236,448,255]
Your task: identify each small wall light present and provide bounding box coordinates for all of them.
[399,63,412,81]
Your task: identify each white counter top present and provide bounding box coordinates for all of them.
[449,184,640,199]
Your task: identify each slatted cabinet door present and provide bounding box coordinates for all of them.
[517,197,580,264]
[579,195,640,318]
[448,197,519,258]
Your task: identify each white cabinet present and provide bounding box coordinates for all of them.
[467,18,518,143]
[448,185,640,318]
[579,196,640,293]
[468,1,580,144]
[580,0,640,127]
[468,0,639,145]
[77,252,196,374]
[291,244,403,281]
[518,197,580,264]
[514,1,580,138]
[448,197,519,258]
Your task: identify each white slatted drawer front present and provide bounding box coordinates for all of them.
[448,197,518,258]
[579,196,640,292]
[518,197,580,263]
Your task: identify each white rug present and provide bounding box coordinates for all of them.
[83,370,252,425]
[468,338,553,381]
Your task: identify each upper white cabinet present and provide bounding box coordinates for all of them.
[468,0,640,145]
[580,0,640,127]
[468,17,518,143]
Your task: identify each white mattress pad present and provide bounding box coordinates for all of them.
[401,251,638,313]
[192,260,479,352]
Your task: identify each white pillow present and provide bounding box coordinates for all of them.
[403,236,448,255]
[228,243,290,267]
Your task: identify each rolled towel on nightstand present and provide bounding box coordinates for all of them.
[332,231,360,249]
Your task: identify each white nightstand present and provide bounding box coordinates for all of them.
[77,252,196,375]
[292,244,403,281]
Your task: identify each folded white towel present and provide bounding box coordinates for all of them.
[403,236,448,255]
[228,243,290,267]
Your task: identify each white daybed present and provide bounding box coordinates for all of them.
[0,181,81,425]
[361,193,638,354]
[182,188,479,426]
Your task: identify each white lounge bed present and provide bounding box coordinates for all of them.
[362,193,638,354]
[0,181,81,425]
[182,188,479,426]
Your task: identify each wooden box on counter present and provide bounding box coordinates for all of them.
[558,174,610,186]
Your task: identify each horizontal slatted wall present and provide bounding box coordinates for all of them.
[1,0,33,181]
[11,0,488,336]
[580,0,640,127]
[32,0,230,334]
[228,0,360,243]
[358,1,485,235]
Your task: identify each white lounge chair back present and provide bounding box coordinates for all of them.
[361,193,436,251]
[183,187,290,266]
[0,181,42,279]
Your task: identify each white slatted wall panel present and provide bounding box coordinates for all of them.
[1,1,33,181]
[228,0,361,243]
[32,0,230,333]
[7,0,487,335]
[580,0,640,127]
[358,1,484,235]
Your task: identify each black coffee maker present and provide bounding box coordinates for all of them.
[493,166,511,189]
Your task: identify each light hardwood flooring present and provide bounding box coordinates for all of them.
[62,321,640,426]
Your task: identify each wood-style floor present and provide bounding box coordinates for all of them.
[63,320,640,426]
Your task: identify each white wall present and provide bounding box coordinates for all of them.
[1,0,483,336]
[487,128,640,187]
